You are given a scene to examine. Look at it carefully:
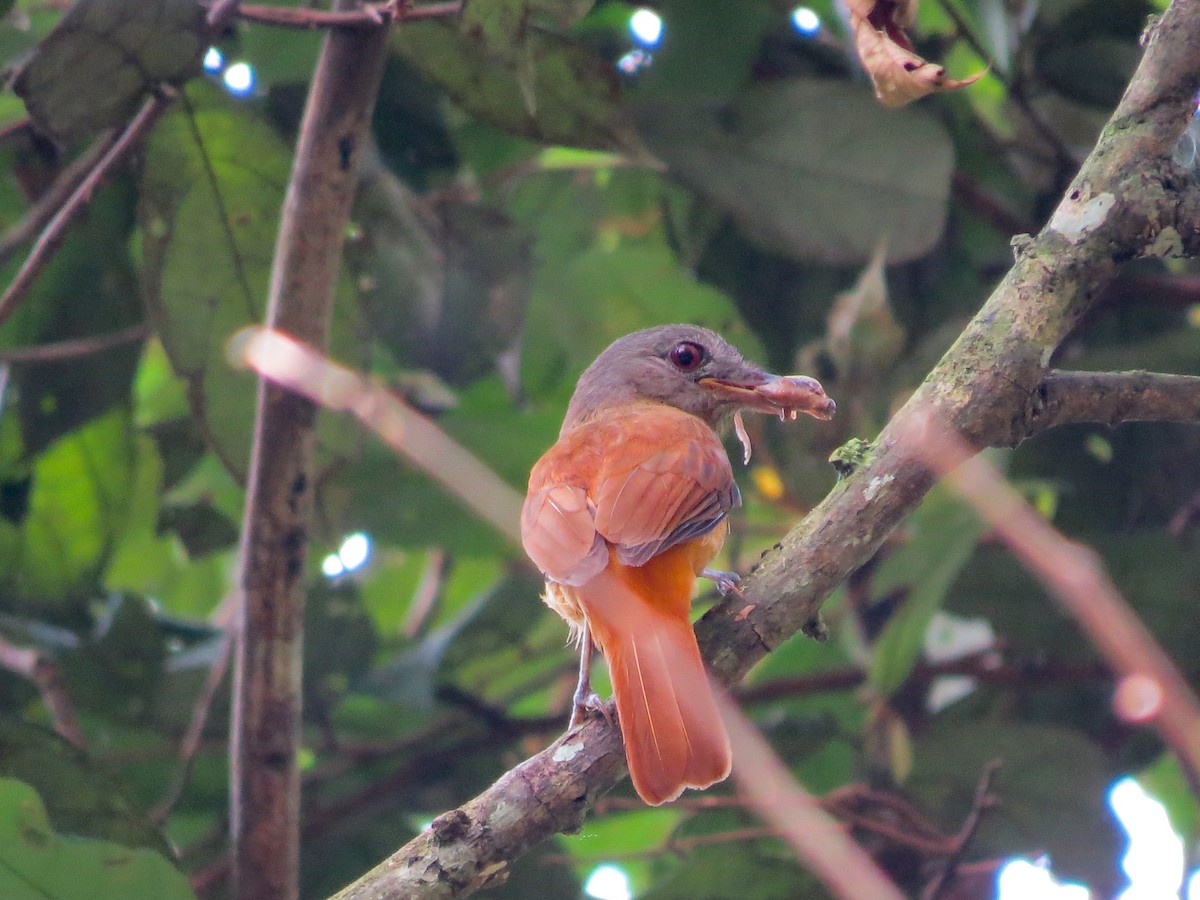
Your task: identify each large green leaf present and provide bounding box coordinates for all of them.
[869,483,986,695]
[635,0,772,101]
[394,20,636,152]
[348,161,532,387]
[139,87,291,477]
[0,719,170,857]
[636,80,955,265]
[12,0,204,139]
[0,778,195,900]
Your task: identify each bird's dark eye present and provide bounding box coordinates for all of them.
[668,341,704,372]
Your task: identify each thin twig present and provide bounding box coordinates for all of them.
[932,0,1008,84]
[933,0,1080,173]
[921,759,1001,900]
[0,95,171,329]
[405,548,449,637]
[0,129,120,268]
[0,324,148,364]
[205,0,242,30]
[0,632,85,749]
[0,117,32,146]
[151,627,234,824]
[951,171,1037,236]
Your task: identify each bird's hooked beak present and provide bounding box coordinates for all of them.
[699,370,836,422]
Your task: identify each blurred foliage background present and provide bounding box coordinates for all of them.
[0,0,1197,897]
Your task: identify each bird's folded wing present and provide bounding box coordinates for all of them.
[522,406,739,583]
[521,482,609,586]
[594,436,739,566]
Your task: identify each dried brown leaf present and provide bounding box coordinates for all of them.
[849,0,984,107]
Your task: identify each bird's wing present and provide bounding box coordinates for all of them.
[592,420,739,567]
[521,404,739,583]
[521,479,609,587]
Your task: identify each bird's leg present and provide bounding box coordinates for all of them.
[569,619,613,730]
[701,567,744,598]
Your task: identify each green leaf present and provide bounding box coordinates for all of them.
[348,166,532,387]
[559,808,679,896]
[0,719,170,857]
[869,484,985,695]
[634,0,771,101]
[139,86,291,477]
[0,777,195,900]
[394,20,635,151]
[643,842,821,899]
[12,0,204,139]
[0,180,142,457]
[523,241,750,393]
[0,409,134,608]
[1138,754,1197,845]
[635,79,955,265]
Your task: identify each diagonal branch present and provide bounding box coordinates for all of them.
[0,96,171,329]
[0,126,118,269]
[329,1,1200,896]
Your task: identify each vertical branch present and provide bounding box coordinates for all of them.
[230,5,390,898]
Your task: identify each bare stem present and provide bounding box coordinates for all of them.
[230,3,390,897]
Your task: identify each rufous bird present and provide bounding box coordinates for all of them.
[521,325,835,805]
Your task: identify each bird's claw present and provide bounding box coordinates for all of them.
[569,691,615,731]
[701,567,744,598]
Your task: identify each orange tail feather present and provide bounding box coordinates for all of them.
[578,569,731,805]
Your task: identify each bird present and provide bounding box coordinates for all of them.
[520,324,835,805]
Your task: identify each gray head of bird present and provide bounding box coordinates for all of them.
[562,324,835,432]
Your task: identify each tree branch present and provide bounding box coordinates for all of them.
[0,96,170,329]
[0,324,148,364]
[0,632,85,749]
[207,1,462,30]
[329,1,1200,895]
[230,3,389,897]
[0,126,117,269]
[1020,369,1200,439]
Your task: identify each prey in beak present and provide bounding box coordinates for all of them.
[699,372,836,464]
